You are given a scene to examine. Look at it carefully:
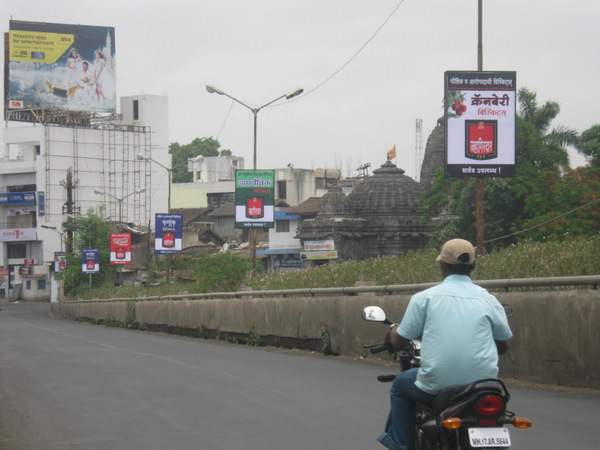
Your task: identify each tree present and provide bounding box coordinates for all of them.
[169,137,232,183]
[58,207,117,297]
[577,124,600,168]
[516,87,577,168]
[520,166,600,240]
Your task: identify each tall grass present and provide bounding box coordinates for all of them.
[74,235,599,299]
[246,235,600,291]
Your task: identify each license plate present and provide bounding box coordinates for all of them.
[468,427,511,447]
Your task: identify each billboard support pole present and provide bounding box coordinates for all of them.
[206,85,303,277]
[476,0,485,257]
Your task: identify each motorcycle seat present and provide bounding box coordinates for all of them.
[432,379,508,417]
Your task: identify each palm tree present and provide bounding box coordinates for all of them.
[517,87,579,167]
[576,124,600,168]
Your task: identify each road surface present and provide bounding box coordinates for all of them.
[1,302,597,449]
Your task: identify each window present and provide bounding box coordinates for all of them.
[38,279,46,290]
[8,184,37,193]
[26,280,31,290]
[278,180,287,200]
[276,220,290,233]
[133,100,139,120]
[7,244,27,259]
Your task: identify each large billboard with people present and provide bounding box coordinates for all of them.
[7,20,116,113]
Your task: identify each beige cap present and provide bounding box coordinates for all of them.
[436,238,475,265]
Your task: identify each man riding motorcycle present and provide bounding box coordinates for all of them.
[377,238,513,450]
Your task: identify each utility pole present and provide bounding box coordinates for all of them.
[60,167,79,253]
[476,0,485,256]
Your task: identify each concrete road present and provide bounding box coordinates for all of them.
[1,302,598,449]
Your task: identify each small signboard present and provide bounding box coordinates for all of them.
[110,233,131,265]
[155,214,183,254]
[235,170,275,229]
[54,252,67,272]
[81,249,99,274]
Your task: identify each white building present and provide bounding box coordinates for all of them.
[0,94,169,301]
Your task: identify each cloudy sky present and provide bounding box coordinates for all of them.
[2,0,597,179]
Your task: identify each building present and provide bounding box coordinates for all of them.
[297,160,433,265]
[0,94,169,301]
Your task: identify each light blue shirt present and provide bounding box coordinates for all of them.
[397,274,513,394]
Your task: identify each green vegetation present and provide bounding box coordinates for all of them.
[320,327,332,355]
[57,207,119,296]
[245,235,600,291]
[245,324,262,347]
[68,234,599,300]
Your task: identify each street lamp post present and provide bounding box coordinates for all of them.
[205,84,303,275]
[94,188,146,223]
[137,154,172,213]
[41,225,64,252]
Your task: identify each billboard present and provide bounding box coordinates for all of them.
[54,252,67,272]
[444,71,516,178]
[81,248,99,274]
[235,170,275,229]
[7,20,116,113]
[110,233,131,265]
[155,214,183,254]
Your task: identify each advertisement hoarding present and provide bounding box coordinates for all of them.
[81,248,99,274]
[7,20,116,113]
[444,71,516,178]
[54,252,67,272]
[235,170,275,229]
[110,233,131,265]
[155,214,183,254]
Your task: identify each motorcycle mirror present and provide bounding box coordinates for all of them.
[503,304,514,319]
[362,306,387,322]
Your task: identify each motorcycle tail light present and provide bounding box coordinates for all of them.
[442,417,462,429]
[474,395,504,416]
[513,417,533,428]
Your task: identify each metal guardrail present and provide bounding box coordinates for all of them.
[68,275,600,303]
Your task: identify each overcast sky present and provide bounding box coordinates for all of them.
[2,0,598,179]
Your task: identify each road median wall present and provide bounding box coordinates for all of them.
[50,289,600,389]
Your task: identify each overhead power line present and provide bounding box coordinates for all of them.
[301,0,407,98]
[485,196,600,244]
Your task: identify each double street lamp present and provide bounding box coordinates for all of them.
[205,85,303,170]
[137,154,171,213]
[205,84,303,275]
[94,188,146,223]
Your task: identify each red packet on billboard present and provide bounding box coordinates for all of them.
[246,197,264,219]
[465,120,497,160]
[162,232,175,248]
[116,247,126,259]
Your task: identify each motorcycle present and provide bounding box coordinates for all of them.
[362,305,532,449]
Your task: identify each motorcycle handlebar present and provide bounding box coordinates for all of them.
[363,342,393,354]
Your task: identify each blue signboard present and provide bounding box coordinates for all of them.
[0,192,37,205]
[155,214,183,254]
[38,191,45,216]
[81,248,99,274]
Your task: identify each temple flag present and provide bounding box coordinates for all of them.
[387,145,396,161]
